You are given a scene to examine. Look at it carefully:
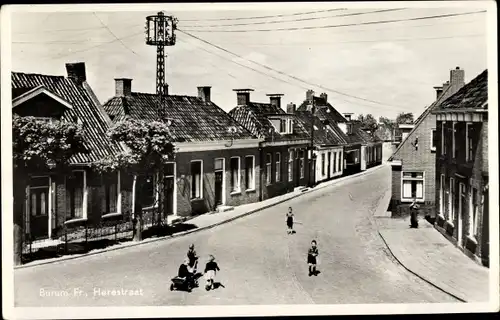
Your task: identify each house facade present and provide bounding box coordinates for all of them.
[103,80,263,218]
[12,62,131,242]
[294,107,347,184]
[229,90,311,200]
[388,67,465,217]
[432,70,489,266]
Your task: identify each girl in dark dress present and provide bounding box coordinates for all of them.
[307,240,319,276]
[286,207,294,234]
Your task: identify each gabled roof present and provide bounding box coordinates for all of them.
[11,71,124,164]
[229,101,311,143]
[12,85,73,109]
[388,80,455,161]
[103,93,257,143]
[435,69,488,112]
[294,110,347,146]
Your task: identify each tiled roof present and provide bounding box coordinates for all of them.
[11,72,123,164]
[294,111,347,146]
[297,96,347,123]
[229,101,311,142]
[103,93,257,143]
[437,69,488,111]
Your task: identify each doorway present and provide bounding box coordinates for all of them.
[214,159,224,208]
[29,176,50,240]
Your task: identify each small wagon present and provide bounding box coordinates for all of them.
[170,276,198,292]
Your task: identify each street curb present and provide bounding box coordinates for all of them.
[376,230,467,303]
[16,164,388,270]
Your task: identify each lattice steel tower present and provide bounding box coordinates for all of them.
[145,11,177,113]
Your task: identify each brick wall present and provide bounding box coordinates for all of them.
[175,147,261,217]
[390,114,437,207]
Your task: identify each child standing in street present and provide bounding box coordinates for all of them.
[286,207,294,234]
[204,255,220,291]
[307,240,319,276]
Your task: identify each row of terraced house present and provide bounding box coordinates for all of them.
[12,62,383,251]
[388,67,489,266]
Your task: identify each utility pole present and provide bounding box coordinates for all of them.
[309,98,316,188]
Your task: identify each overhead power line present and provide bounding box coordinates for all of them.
[178,29,408,110]
[181,8,405,28]
[181,10,486,33]
[181,8,347,22]
[93,12,138,56]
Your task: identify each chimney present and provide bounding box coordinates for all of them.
[266,93,284,110]
[320,93,327,102]
[115,78,132,97]
[343,113,353,122]
[286,102,296,114]
[433,86,443,100]
[198,86,211,102]
[442,81,450,93]
[233,89,254,106]
[306,89,315,101]
[450,66,465,87]
[66,62,86,85]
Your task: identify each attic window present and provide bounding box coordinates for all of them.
[347,124,353,134]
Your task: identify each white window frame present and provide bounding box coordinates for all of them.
[449,177,455,223]
[452,121,456,158]
[67,170,87,220]
[229,157,241,193]
[430,128,437,152]
[191,160,203,199]
[465,122,473,162]
[244,155,256,191]
[288,150,294,182]
[439,174,445,219]
[321,153,326,176]
[468,184,477,238]
[163,162,177,216]
[400,171,425,202]
[299,150,305,179]
[102,171,121,214]
[287,119,293,134]
[265,153,272,185]
[333,152,337,173]
[275,152,281,182]
[214,158,227,204]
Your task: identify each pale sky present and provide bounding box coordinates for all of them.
[8,2,490,120]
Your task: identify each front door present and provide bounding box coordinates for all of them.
[214,171,223,207]
[163,176,175,216]
[29,177,50,240]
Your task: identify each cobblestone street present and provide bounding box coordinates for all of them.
[15,166,459,306]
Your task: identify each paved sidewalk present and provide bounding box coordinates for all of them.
[376,217,490,302]
[16,164,388,269]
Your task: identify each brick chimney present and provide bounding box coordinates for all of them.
[115,78,132,97]
[306,89,315,101]
[266,93,283,110]
[66,62,86,85]
[320,93,327,102]
[198,86,211,102]
[233,89,254,106]
[343,113,353,122]
[450,66,465,87]
[286,102,296,114]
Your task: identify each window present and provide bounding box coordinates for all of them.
[449,177,455,222]
[29,176,50,217]
[452,122,456,158]
[401,172,424,201]
[338,152,342,171]
[442,121,447,155]
[299,150,305,179]
[288,150,294,182]
[275,152,281,182]
[333,152,337,173]
[279,120,286,133]
[230,157,240,192]
[287,119,294,134]
[321,153,326,176]
[102,173,118,214]
[431,129,437,151]
[67,171,86,219]
[245,156,255,190]
[440,174,445,218]
[466,123,474,162]
[191,161,203,199]
[265,153,272,185]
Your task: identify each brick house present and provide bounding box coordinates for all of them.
[12,62,130,242]
[296,91,365,175]
[388,67,465,217]
[103,80,262,217]
[294,108,347,183]
[229,90,311,200]
[432,70,489,266]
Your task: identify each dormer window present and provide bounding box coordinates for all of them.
[347,124,353,134]
[270,117,294,134]
[12,85,73,121]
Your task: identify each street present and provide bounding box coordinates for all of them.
[14,166,459,306]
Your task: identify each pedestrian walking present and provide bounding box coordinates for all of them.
[307,240,319,276]
[286,207,294,234]
[409,198,420,228]
[187,244,198,272]
[204,255,220,291]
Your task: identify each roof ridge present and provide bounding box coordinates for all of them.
[12,71,65,79]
